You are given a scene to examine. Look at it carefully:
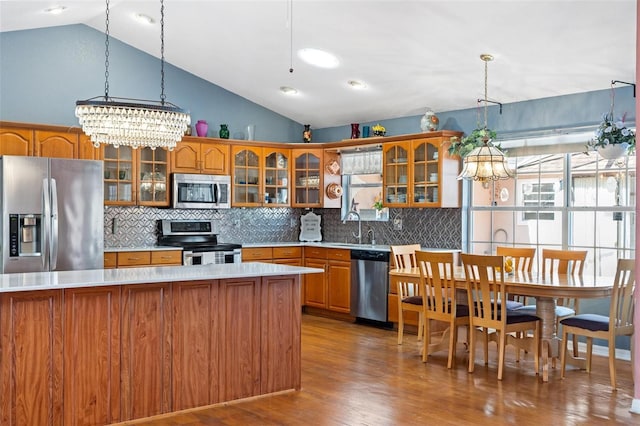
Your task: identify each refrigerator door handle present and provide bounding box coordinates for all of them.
[42,178,51,271]
[50,178,59,270]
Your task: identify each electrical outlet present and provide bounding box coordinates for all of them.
[290,217,297,228]
[393,218,402,231]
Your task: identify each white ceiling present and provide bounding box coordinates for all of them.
[0,0,637,128]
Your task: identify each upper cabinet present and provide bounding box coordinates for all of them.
[292,148,323,208]
[231,145,290,207]
[103,145,137,206]
[383,134,461,208]
[171,138,229,175]
[138,148,170,206]
[0,125,99,159]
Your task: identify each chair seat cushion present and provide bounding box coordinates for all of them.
[402,295,422,305]
[505,311,540,324]
[515,304,575,318]
[560,314,609,332]
[490,299,524,310]
[454,303,469,318]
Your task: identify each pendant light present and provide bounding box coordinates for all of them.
[75,0,190,151]
[458,54,513,181]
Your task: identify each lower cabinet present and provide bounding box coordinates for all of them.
[304,247,351,314]
[104,250,183,269]
[0,276,301,424]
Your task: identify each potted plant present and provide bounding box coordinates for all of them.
[447,127,502,157]
[588,112,636,159]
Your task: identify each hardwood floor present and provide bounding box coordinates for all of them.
[114,314,635,425]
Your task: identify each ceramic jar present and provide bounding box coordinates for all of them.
[420,108,439,132]
[195,120,208,137]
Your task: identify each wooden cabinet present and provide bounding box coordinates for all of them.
[120,283,172,420]
[272,246,303,265]
[103,145,137,205]
[303,247,351,313]
[172,280,220,409]
[383,133,461,208]
[171,138,230,175]
[232,146,290,207]
[0,126,33,156]
[34,130,78,159]
[138,147,171,206]
[63,286,121,425]
[327,249,351,313]
[107,250,182,268]
[292,149,323,207]
[0,125,99,159]
[0,290,63,426]
[242,247,273,262]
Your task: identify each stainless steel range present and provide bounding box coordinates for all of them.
[157,219,241,265]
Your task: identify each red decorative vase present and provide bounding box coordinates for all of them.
[350,123,360,139]
[195,120,208,137]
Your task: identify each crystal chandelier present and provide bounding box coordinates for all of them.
[458,54,513,181]
[76,0,190,151]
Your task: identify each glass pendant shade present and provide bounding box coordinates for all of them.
[76,0,190,151]
[458,141,513,181]
[75,98,190,150]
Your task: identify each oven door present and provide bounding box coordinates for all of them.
[183,249,241,265]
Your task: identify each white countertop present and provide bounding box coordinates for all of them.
[104,246,182,252]
[0,263,322,293]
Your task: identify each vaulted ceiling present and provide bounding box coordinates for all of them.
[1,1,636,128]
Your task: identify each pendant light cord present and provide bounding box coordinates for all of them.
[160,0,166,105]
[104,0,110,100]
[483,56,488,129]
[289,0,294,73]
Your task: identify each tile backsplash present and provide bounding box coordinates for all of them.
[104,206,461,249]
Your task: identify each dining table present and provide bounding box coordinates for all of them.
[389,267,615,382]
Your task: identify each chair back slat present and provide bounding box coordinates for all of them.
[496,246,536,273]
[611,258,635,329]
[542,248,587,275]
[461,253,505,328]
[391,244,421,269]
[416,251,456,321]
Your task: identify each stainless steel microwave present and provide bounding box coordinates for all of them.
[172,173,231,209]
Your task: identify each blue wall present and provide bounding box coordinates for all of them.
[0,23,636,142]
[0,24,302,142]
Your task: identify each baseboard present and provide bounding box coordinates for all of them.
[571,341,631,361]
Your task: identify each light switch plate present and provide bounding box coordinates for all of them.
[393,218,402,231]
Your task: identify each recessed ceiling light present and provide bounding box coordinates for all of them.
[280,86,298,95]
[133,13,155,25]
[298,48,339,69]
[347,80,367,90]
[44,6,67,15]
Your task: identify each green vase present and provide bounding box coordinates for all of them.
[219,124,230,139]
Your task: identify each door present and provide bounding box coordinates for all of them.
[50,158,104,271]
[1,156,49,273]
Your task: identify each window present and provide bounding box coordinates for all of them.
[465,139,635,277]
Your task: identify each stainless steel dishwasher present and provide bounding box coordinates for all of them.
[350,249,391,326]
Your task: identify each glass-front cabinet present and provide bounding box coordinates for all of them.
[382,134,461,208]
[231,146,290,207]
[103,145,136,205]
[264,148,290,206]
[292,149,323,207]
[138,147,169,206]
[383,142,410,207]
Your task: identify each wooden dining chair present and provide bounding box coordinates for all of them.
[391,244,424,345]
[461,253,540,380]
[416,250,469,368]
[496,246,536,273]
[515,248,587,357]
[560,258,635,389]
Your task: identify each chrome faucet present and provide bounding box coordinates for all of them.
[342,210,362,244]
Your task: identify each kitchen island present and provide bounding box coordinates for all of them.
[0,262,321,426]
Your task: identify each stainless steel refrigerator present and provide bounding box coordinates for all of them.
[0,156,104,273]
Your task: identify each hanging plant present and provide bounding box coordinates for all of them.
[586,112,636,156]
[448,127,502,158]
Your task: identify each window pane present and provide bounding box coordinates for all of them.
[471,210,492,242]
[571,211,595,246]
